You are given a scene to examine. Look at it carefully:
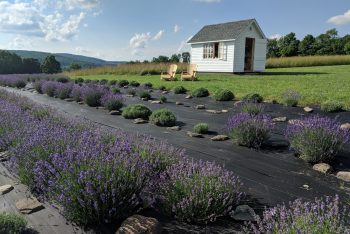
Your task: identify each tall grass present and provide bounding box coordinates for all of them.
[266,55,350,68]
[65,63,188,76]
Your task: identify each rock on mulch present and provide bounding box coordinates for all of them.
[336,171,350,182]
[0,184,14,195]
[16,197,44,214]
[195,105,205,110]
[116,215,162,234]
[187,132,203,138]
[273,116,287,122]
[211,135,229,141]
[167,126,181,131]
[230,205,256,222]
[312,163,332,174]
[133,118,148,124]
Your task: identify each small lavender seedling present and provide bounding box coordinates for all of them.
[282,90,301,107]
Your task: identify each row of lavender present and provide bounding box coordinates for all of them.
[0,90,349,233]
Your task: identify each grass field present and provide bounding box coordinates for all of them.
[69,65,350,109]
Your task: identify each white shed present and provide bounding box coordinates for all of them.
[187,19,267,73]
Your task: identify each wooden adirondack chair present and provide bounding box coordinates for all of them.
[181,64,198,81]
[160,64,178,81]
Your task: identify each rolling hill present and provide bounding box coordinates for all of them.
[9,50,125,69]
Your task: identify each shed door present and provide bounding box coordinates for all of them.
[244,38,255,72]
[254,39,267,71]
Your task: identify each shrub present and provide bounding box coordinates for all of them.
[33,81,44,94]
[226,113,274,148]
[192,87,209,97]
[14,80,26,89]
[81,86,104,107]
[158,85,166,91]
[108,80,117,86]
[84,79,91,83]
[0,212,27,233]
[122,104,152,119]
[42,81,57,97]
[143,82,153,88]
[173,86,187,94]
[282,90,301,107]
[321,101,343,113]
[160,95,167,103]
[154,159,243,223]
[55,82,73,99]
[242,93,263,103]
[112,87,121,94]
[118,80,129,87]
[99,79,108,85]
[149,108,176,127]
[213,89,234,101]
[75,77,84,84]
[130,81,140,87]
[71,85,83,102]
[127,90,136,96]
[139,91,151,100]
[245,195,350,234]
[285,115,349,163]
[193,123,209,134]
[240,103,264,115]
[101,93,124,111]
[56,77,70,83]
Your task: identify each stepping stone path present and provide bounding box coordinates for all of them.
[231,205,256,222]
[340,123,350,130]
[0,151,8,162]
[151,100,162,104]
[273,116,287,122]
[187,131,203,138]
[175,102,183,105]
[16,197,44,214]
[195,105,205,110]
[116,215,162,234]
[312,163,332,174]
[167,126,181,131]
[304,107,313,113]
[211,135,229,141]
[336,171,350,182]
[185,95,192,99]
[133,118,148,124]
[206,109,221,114]
[0,184,13,195]
[109,110,121,115]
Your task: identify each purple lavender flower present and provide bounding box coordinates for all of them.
[101,92,124,111]
[41,81,57,97]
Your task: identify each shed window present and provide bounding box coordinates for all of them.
[203,42,227,60]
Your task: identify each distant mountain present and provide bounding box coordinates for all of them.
[8,50,126,69]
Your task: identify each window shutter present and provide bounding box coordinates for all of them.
[219,42,227,60]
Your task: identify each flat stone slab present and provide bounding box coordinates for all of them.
[0,184,14,195]
[161,91,169,94]
[206,109,221,114]
[336,171,350,182]
[340,123,350,130]
[151,100,162,104]
[195,105,205,110]
[175,102,183,105]
[116,215,162,234]
[185,95,192,99]
[304,107,313,113]
[133,118,148,124]
[77,101,84,105]
[109,110,121,115]
[234,101,243,107]
[141,98,149,101]
[125,94,134,97]
[187,131,203,138]
[231,205,256,222]
[167,126,181,131]
[221,109,228,113]
[64,98,75,102]
[312,163,332,174]
[273,116,287,122]
[211,135,229,141]
[16,197,44,214]
[0,151,9,162]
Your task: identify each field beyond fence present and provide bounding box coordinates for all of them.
[266,55,350,68]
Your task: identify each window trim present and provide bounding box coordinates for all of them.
[202,42,227,60]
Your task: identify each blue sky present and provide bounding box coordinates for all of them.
[0,0,350,61]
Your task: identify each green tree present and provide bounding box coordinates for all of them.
[0,50,22,74]
[41,55,62,74]
[344,42,350,55]
[182,52,190,63]
[267,39,280,58]
[299,34,316,56]
[169,54,181,62]
[152,55,169,63]
[278,32,300,57]
[69,62,82,71]
[22,58,41,73]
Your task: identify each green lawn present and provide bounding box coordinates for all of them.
[70,65,350,109]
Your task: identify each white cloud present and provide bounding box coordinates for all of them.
[58,0,101,10]
[327,10,350,26]
[153,30,164,40]
[75,46,90,53]
[269,34,282,40]
[177,36,193,53]
[174,24,181,33]
[129,32,152,55]
[7,36,33,49]
[193,0,222,3]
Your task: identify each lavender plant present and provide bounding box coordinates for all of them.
[226,113,274,148]
[245,195,350,234]
[282,90,301,107]
[71,84,83,102]
[55,82,73,99]
[101,92,124,111]
[285,115,349,163]
[240,102,265,116]
[42,81,57,97]
[154,159,243,223]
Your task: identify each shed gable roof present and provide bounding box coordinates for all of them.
[188,19,264,44]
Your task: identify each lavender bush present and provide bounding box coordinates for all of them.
[282,90,301,107]
[154,159,243,223]
[226,113,274,148]
[285,115,349,163]
[240,102,265,116]
[55,82,73,99]
[0,75,27,88]
[81,85,104,107]
[101,92,124,111]
[246,195,350,234]
[33,80,44,94]
[42,81,57,97]
[71,84,83,102]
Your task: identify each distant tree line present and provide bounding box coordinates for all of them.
[0,50,83,74]
[267,29,350,58]
[128,52,191,64]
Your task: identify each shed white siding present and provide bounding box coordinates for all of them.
[233,22,267,72]
[190,41,235,73]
